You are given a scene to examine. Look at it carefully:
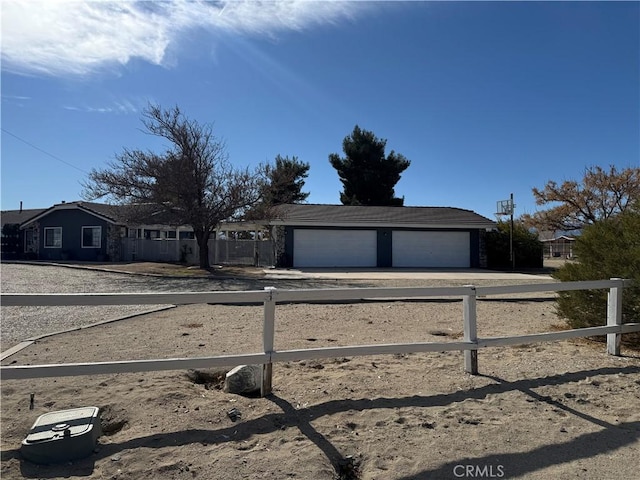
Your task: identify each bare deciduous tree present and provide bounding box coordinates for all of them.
[522,165,640,232]
[83,104,264,268]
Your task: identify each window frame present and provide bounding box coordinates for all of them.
[81,226,102,249]
[44,227,62,248]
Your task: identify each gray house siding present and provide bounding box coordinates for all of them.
[377,228,392,268]
[470,230,480,268]
[283,226,295,267]
[37,210,111,261]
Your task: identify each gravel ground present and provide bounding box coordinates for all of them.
[0,264,363,351]
[1,263,555,353]
[1,264,276,351]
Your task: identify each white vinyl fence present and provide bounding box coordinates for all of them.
[121,238,275,266]
[2,279,638,397]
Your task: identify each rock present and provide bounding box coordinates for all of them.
[227,408,242,422]
[223,365,262,395]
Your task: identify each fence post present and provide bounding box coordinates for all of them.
[463,285,478,374]
[261,287,276,396]
[607,278,623,356]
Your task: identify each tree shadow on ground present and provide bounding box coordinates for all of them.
[397,371,640,479]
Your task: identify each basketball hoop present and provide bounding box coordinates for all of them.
[496,199,514,216]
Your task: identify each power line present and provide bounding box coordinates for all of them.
[1,128,90,174]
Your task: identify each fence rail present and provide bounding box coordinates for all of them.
[1,279,638,397]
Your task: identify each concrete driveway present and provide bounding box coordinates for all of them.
[264,268,554,281]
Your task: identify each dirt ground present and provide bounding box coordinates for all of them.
[1,264,639,479]
[35,261,269,278]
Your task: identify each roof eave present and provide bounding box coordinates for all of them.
[20,204,120,228]
[268,220,496,229]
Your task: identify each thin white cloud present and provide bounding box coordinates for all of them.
[1,0,365,77]
[2,94,31,100]
[63,98,140,114]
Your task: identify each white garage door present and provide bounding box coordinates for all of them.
[293,229,377,267]
[392,231,470,268]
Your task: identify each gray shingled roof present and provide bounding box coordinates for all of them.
[1,208,48,227]
[75,202,123,221]
[8,201,186,228]
[271,204,496,228]
[4,202,496,230]
[17,201,123,227]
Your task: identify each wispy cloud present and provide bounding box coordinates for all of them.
[1,93,32,108]
[63,99,140,114]
[1,0,365,77]
[2,94,31,101]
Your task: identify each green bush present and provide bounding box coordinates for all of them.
[553,210,640,344]
[485,220,543,269]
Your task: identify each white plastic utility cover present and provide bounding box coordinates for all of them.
[392,231,470,268]
[21,406,101,464]
[293,229,377,267]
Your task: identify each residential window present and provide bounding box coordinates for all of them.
[44,227,62,248]
[82,226,102,248]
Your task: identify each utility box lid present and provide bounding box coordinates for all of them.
[21,406,101,464]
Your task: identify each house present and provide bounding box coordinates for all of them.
[17,201,127,262]
[2,201,191,262]
[1,201,269,265]
[268,204,496,268]
[1,206,47,259]
[539,234,576,258]
[2,201,496,269]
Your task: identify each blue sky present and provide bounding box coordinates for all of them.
[2,1,638,220]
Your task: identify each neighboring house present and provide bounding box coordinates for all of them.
[1,206,47,259]
[18,202,127,262]
[539,233,576,258]
[1,201,264,264]
[268,204,496,268]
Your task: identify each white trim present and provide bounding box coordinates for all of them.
[269,220,494,229]
[21,204,117,228]
[43,227,62,248]
[81,226,102,248]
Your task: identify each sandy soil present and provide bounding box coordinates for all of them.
[1,283,639,479]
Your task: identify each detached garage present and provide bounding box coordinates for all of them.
[270,204,496,269]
